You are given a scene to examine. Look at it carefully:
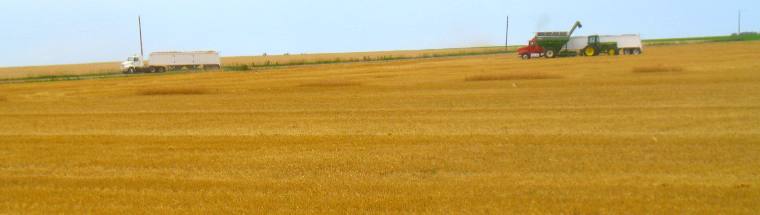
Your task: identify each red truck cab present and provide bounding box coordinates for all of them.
[517,38,544,59]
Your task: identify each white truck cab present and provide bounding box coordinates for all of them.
[121,55,146,73]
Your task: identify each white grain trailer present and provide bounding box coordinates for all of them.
[150,51,221,71]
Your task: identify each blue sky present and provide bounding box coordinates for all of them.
[1,0,757,67]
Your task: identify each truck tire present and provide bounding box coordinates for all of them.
[158,67,166,73]
[632,48,642,55]
[126,68,135,74]
[544,50,556,58]
[521,54,530,60]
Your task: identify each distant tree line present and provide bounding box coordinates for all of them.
[732,32,759,36]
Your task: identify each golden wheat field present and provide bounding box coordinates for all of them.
[0,62,120,80]
[1,41,759,214]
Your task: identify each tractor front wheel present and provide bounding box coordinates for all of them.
[544,50,556,58]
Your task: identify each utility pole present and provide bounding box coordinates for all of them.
[505,16,509,51]
[138,16,144,58]
[736,10,741,35]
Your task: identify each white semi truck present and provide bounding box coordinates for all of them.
[122,17,222,74]
[121,51,221,74]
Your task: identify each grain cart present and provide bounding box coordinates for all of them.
[581,35,643,56]
[517,21,582,59]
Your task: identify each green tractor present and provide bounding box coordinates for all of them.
[581,35,619,56]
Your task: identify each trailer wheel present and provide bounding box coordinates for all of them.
[544,50,556,58]
[607,49,617,56]
[632,48,642,55]
[521,54,530,60]
[157,67,166,73]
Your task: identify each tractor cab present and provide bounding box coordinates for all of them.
[588,35,599,44]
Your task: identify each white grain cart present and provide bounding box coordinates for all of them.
[600,34,643,55]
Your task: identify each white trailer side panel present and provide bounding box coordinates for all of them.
[149,51,221,66]
[193,52,221,65]
[149,54,175,66]
[174,54,194,65]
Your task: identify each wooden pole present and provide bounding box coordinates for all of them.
[738,10,741,35]
[506,16,509,51]
[139,16,144,58]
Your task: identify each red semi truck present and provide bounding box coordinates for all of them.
[516,38,546,59]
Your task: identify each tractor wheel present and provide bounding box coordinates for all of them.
[583,47,597,56]
[607,49,617,56]
[544,50,556,58]
[632,48,642,55]
[521,54,530,60]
